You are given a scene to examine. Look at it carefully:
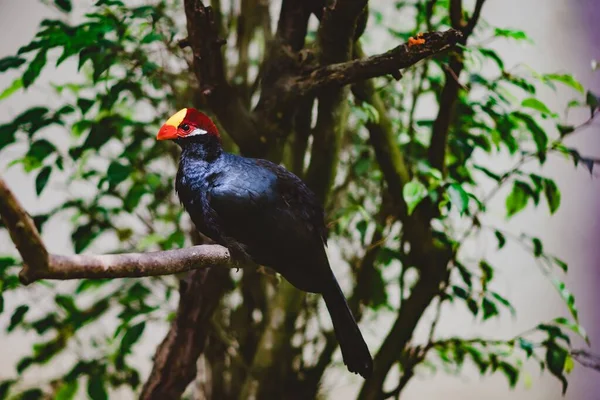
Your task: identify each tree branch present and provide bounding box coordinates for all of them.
[183,0,265,156]
[304,0,369,204]
[140,267,231,400]
[428,0,486,172]
[20,246,231,285]
[0,177,233,286]
[0,177,48,276]
[290,29,462,97]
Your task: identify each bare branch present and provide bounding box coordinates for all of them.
[289,29,463,98]
[572,349,600,372]
[0,177,233,286]
[449,0,463,29]
[463,0,486,37]
[20,246,231,285]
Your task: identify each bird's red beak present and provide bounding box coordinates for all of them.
[157,124,178,141]
[157,108,188,141]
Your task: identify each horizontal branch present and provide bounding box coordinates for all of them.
[289,29,462,97]
[0,177,232,286]
[20,245,231,285]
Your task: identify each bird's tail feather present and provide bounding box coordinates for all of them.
[323,279,373,379]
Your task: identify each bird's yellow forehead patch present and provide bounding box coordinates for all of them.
[165,108,187,128]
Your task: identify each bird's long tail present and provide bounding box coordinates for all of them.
[323,278,373,379]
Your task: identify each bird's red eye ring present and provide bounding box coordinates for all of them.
[180,123,190,132]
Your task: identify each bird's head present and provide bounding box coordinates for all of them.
[156,108,220,145]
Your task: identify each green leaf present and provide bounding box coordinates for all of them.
[550,277,579,321]
[0,123,17,152]
[557,124,574,136]
[499,361,519,388]
[512,112,548,162]
[553,317,589,344]
[107,161,130,187]
[447,183,469,215]
[479,261,494,283]
[544,73,584,94]
[521,98,553,116]
[27,139,56,164]
[494,28,530,42]
[54,0,72,12]
[55,381,78,400]
[77,98,95,115]
[0,56,26,72]
[140,32,163,44]
[538,324,571,345]
[494,230,506,249]
[72,223,100,253]
[16,388,43,399]
[23,49,48,88]
[35,166,52,196]
[491,292,516,316]
[552,257,568,272]
[451,285,468,300]
[479,48,504,71]
[403,179,428,215]
[0,78,23,101]
[454,262,472,288]
[8,305,29,332]
[0,379,16,399]
[543,178,561,214]
[473,165,501,181]
[506,181,530,217]
[517,337,535,357]
[482,297,499,320]
[120,322,146,355]
[87,375,107,400]
[545,342,569,394]
[532,237,543,257]
[586,90,600,113]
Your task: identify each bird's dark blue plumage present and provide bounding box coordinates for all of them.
[162,108,372,378]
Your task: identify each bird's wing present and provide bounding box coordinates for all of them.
[207,158,327,245]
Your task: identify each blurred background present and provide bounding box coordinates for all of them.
[0,0,598,399]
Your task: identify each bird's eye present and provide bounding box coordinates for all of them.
[181,123,190,132]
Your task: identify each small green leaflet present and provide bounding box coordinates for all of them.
[447,183,469,215]
[0,78,23,101]
[521,98,554,116]
[543,178,561,214]
[35,166,52,195]
[506,181,529,217]
[403,179,428,215]
[544,73,585,94]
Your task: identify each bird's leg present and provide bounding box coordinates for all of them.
[222,238,254,271]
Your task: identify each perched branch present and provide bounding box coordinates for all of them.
[20,246,231,285]
[289,29,462,97]
[0,177,233,286]
[0,177,49,275]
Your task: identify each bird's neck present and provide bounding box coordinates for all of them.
[180,139,223,163]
